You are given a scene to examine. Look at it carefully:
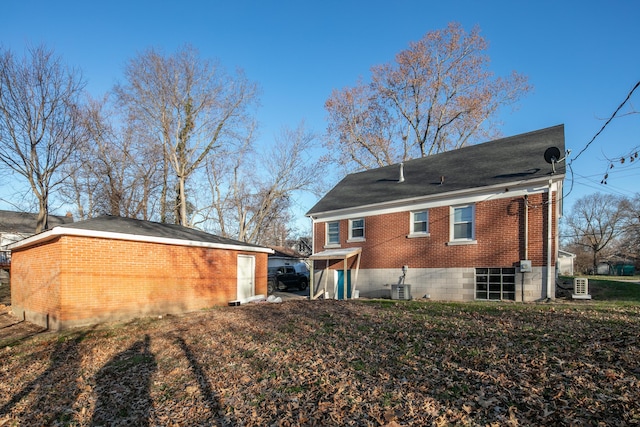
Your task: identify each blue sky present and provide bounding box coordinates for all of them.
[2,0,639,228]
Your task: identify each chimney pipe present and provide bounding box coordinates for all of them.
[398,162,405,183]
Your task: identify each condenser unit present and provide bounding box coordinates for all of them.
[572,277,591,300]
[391,284,412,300]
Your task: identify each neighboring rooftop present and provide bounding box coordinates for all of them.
[307,124,565,215]
[0,210,73,233]
[269,246,307,259]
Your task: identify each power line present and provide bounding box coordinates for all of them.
[570,80,640,164]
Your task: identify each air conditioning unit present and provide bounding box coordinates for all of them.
[391,284,412,300]
[572,277,591,300]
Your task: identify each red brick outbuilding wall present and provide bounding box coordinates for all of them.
[11,235,267,330]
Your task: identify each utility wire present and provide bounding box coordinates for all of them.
[570,80,640,164]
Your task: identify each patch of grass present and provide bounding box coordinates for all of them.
[112,353,154,371]
[589,278,640,302]
[561,275,640,303]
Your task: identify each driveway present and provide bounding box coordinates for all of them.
[272,289,309,301]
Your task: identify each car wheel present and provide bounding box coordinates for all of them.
[268,280,276,294]
[298,280,308,291]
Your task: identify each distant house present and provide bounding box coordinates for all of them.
[306,125,566,302]
[9,215,273,330]
[0,210,73,276]
[0,209,73,248]
[596,262,614,275]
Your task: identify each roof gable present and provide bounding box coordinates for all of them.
[307,125,565,215]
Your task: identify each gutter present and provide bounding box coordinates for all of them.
[547,180,554,300]
[308,177,564,222]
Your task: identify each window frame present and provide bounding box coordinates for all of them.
[408,210,430,237]
[449,204,476,244]
[325,221,340,247]
[475,267,516,301]
[348,218,365,242]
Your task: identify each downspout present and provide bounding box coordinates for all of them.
[310,216,315,300]
[547,180,554,300]
[524,195,529,260]
[555,181,562,280]
[523,195,528,302]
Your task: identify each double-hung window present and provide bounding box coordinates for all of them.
[349,218,365,241]
[410,211,429,236]
[450,204,475,243]
[326,221,340,246]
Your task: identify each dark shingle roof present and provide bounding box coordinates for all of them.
[0,210,73,233]
[59,215,265,250]
[307,125,565,215]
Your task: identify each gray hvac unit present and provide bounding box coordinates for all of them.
[391,284,411,300]
[572,277,591,300]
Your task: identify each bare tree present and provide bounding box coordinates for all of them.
[563,193,627,272]
[113,45,259,226]
[61,95,164,220]
[617,193,640,263]
[325,22,531,171]
[325,81,397,170]
[204,122,322,245]
[0,45,87,231]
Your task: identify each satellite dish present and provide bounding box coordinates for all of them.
[544,147,561,164]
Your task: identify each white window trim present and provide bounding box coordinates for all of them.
[347,218,365,242]
[325,221,341,248]
[408,210,430,238]
[448,204,477,245]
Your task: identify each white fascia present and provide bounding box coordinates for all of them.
[8,226,274,254]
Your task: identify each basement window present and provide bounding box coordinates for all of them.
[475,268,516,301]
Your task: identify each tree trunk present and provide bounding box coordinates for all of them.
[36,194,48,233]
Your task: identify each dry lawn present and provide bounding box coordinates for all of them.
[1,296,639,426]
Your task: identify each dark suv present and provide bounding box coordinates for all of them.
[268,266,308,293]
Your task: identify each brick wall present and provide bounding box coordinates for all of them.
[11,235,267,329]
[313,193,555,271]
[10,238,63,327]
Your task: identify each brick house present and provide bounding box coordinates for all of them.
[9,215,272,330]
[306,125,566,302]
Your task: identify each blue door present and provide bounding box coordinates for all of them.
[337,270,352,300]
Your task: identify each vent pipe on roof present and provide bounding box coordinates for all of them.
[398,162,405,183]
